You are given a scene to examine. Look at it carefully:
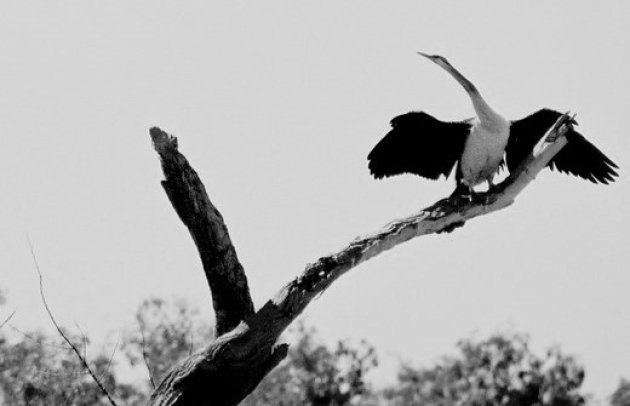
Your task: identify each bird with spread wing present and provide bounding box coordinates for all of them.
[367,53,618,198]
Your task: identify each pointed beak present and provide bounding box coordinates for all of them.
[417,51,431,59]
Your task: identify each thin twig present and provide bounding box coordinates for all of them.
[8,324,70,349]
[27,236,118,406]
[99,333,121,382]
[140,324,156,389]
[6,323,102,378]
[74,321,89,360]
[0,309,16,329]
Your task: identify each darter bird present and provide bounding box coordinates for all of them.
[367,53,618,198]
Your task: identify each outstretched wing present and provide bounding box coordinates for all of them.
[507,109,618,184]
[368,112,471,180]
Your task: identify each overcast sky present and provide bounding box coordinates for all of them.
[2,1,629,400]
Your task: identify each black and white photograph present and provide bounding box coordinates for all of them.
[1,2,628,405]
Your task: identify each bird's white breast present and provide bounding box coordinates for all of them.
[460,118,510,187]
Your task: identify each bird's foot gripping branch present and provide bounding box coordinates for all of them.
[147,113,576,406]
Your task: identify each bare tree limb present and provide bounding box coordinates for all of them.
[99,333,121,383]
[27,237,118,406]
[148,114,572,405]
[0,309,16,330]
[150,128,255,336]
[74,321,89,360]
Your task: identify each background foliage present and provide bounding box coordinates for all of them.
[1,295,622,405]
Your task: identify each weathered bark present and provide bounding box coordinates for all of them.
[151,128,255,337]
[148,114,573,406]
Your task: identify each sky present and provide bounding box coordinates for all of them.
[1,0,629,400]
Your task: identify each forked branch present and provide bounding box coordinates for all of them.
[148,113,572,406]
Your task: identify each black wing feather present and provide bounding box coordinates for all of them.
[507,109,618,184]
[368,112,471,180]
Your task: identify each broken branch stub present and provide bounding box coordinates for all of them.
[150,127,255,336]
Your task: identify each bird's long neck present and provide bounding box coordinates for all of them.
[442,63,502,125]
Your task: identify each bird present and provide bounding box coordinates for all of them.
[367,52,618,198]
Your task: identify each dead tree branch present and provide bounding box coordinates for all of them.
[148,114,573,406]
[151,128,254,336]
[27,237,118,406]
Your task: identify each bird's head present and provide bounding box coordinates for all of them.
[417,52,452,69]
